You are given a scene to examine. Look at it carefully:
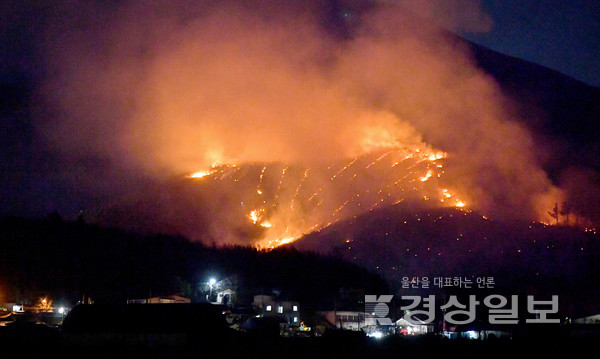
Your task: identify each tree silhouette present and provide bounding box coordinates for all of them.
[560,201,571,225]
[548,202,559,225]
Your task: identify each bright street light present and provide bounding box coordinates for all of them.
[207,278,217,303]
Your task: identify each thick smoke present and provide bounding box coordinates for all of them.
[37,0,562,242]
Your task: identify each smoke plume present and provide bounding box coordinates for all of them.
[36,0,562,243]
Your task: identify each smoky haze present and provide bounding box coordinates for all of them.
[35,0,562,243]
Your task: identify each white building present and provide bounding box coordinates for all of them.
[215,289,235,305]
[320,310,366,331]
[127,294,191,304]
[253,295,300,327]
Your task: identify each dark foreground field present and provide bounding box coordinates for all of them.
[1,324,598,359]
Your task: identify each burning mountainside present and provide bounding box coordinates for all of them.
[38,0,575,242]
[102,145,469,247]
[186,146,462,248]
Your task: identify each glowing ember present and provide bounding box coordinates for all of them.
[260,221,272,228]
[278,237,297,246]
[420,169,433,182]
[256,166,266,195]
[426,152,446,161]
[258,234,304,249]
[187,169,216,179]
[249,209,262,224]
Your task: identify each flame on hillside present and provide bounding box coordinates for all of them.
[187,169,217,179]
[186,142,467,248]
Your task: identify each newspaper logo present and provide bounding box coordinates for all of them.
[365,295,394,325]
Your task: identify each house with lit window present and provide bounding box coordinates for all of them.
[126,294,191,304]
[395,317,433,335]
[215,289,235,305]
[317,310,431,336]
[319,310,366,331]
[252,295,300,327]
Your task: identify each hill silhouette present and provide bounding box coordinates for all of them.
[0,215,387,310]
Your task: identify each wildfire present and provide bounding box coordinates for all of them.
[256,166,266,195]
[438,188,466,208]
[278,237,297,246]
[426,152,446,161]
[185,143,472,249]
[260,235,300,249]
[442,189,452,199]
[420,169,433,182]
[249,209,275,229]
[187,169,216,179]
[249,209,262,224]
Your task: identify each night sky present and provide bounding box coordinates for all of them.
[463,0,600,87]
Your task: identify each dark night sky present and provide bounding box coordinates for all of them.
[462,0,600,87]
[2,1,599,85]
